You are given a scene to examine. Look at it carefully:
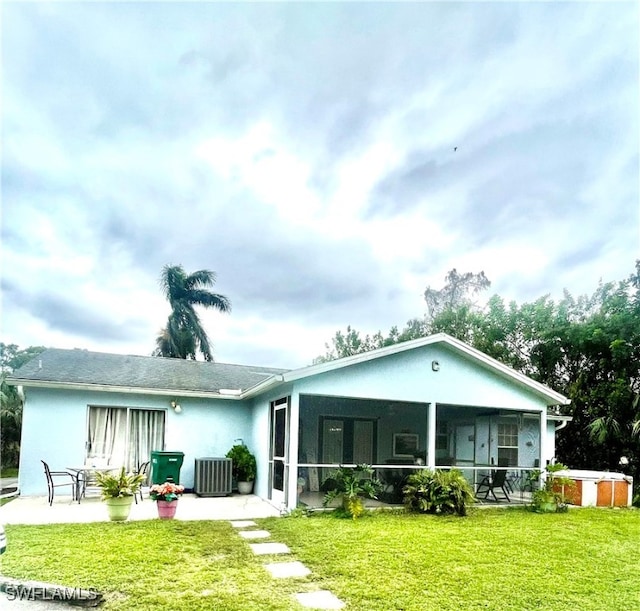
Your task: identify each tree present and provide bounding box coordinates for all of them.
[313,269,489,363]
[424,268,490,322]
[552,268,640,477]
[313,263,640,486]
[153,265,231,361]
[1,343,46,467]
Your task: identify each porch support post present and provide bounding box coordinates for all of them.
[286,392,300,511]
[539,408,548,468]
[427,402,436,469]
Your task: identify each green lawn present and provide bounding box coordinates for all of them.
[2,508,639,610]
[0,466,18,478]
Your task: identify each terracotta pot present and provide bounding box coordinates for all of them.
[157,499,178,519]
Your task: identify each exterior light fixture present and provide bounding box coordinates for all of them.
[170,400,182,414]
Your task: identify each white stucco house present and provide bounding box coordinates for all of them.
[8,333,571,510]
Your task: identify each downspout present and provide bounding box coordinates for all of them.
[554,420,569,432]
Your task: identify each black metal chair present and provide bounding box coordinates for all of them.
[134,461,150,504]
[498,458,515,493]
[41,460,79,506]
[476,468,511,502]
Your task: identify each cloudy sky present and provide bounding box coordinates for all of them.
[1,2,638,369]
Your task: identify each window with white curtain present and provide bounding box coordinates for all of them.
[86,406,165,471]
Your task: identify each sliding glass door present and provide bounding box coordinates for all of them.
[86,406,165,471]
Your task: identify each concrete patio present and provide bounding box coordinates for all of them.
[0,492,281,525]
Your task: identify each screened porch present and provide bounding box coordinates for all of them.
[294,394,544,507]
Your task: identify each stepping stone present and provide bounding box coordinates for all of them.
[230,520,257,528]
[238,529,270,539]
[295,590,345,609]
[249,542,290,555]
[264,561,311,578]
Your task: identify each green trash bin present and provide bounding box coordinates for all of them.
[150,451,185,485]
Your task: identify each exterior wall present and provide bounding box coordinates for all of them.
[18,386,251,496]
[291,344,550,411]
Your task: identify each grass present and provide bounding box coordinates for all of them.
[2,508,639,610]
[0,466,18,478]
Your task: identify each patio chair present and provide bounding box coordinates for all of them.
[41,460,79,506]
[134,461,150,504]
[498,458,515,493]
[476,468,510,503]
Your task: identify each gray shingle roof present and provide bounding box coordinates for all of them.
[9,349,289,394]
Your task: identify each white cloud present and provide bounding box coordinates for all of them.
[1,2,637,366]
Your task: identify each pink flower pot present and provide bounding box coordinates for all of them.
[157,500,178,519]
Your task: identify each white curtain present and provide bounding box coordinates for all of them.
[87,407,127,466]
[87,407,165,471]
[128,409,165,471]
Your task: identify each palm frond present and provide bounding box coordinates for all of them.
[588,416,621,444]
[183,269,216,290]
[188,290,231,312]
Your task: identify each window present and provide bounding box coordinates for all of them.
[436,421,448,451]
[497,422,518,466]
[87,406,165,471]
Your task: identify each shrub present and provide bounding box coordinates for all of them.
[529,462,574,513]
[403,468,475,516]
[322,464,382,519]
[225,443,257,481]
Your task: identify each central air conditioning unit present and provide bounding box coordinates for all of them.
[194,457,232,497]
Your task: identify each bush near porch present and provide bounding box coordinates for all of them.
[2,508,639,610]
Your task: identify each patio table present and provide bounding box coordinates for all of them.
[67,466,119,502]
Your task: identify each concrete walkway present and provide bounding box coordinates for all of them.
[0,493,280,525]
[231,520,345,609]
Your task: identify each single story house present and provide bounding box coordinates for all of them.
[8,333,571,510]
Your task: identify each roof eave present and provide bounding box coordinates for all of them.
[5,378,244,400]
[548,414,573,422]
[241,374,285,399]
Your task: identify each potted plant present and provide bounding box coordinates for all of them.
[226,443,257,494]
[149,481,185,519]
[530,462,574,513]
[94,467,146,521]
[322,464,382,519]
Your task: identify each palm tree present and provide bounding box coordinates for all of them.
[154,265,231,361]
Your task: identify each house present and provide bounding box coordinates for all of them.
[8,333,571,510]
